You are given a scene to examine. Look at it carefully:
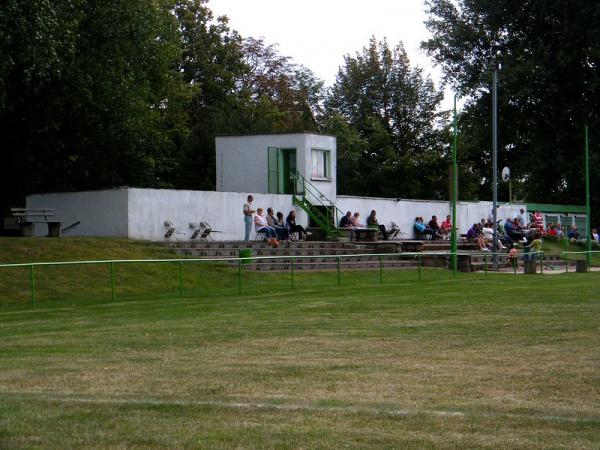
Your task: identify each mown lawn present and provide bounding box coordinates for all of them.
[1,258,599,448]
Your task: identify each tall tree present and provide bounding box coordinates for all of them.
[324,37,449,199]
[174,8,325,190]
[422,0,600,224]
[0,0,186,211]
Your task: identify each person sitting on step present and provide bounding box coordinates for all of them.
[349,212,365,228]
[286,210,310,241]
[340,211,353,228]
[266,207,289,241]
[440,214,452,239]
[367,210,388,240]
[428,215,444,240]
[254,208,279,247]
[414,217,435,239]
[467,223,488,252]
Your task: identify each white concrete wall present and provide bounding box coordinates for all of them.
[336,195,526,238]
[26,189,128,237]
[26,187,527,241]
[127,188,308,241]
[215,133,337,202]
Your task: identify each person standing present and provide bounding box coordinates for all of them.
[243,195,255,241]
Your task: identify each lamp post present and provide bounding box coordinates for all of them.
[492,62,501,269]
[585,125,591,265]
[451,94,458,274]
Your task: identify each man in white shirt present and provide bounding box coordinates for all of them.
[243,195,255,241]
[516,208,527,227]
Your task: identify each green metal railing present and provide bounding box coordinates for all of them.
[562,250,600,273]
[290,171,344,239]
[1,249,592,307]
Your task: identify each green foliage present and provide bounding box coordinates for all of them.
[324,38,450,199]
[0,0,187,210]
[422,0,600,221]
[1,1,453,213]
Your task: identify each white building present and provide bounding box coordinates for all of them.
[216,133,337,202]
[28,132,587,241]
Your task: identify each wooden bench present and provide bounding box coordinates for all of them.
[11,208,61,237]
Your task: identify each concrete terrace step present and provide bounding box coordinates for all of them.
[237,259,417,271]
[164,240,367,251]
[176,247,372,258]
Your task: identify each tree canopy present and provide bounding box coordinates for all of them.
[323,38,449,199]
[422,0,600,222]
[3,0,597,227]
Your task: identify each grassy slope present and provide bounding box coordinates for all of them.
[0,237,178,264]
[0,238,598,448]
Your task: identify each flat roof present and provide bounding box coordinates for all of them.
[215,132,335,138]
[526,203,586,214]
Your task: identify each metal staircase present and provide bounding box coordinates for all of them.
[290,171,343,240]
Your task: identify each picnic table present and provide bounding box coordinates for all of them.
[351,227,378,242]
[10,208,61,237]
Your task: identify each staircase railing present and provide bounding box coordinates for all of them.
[290,171,344,239]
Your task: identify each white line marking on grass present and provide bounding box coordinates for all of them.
[3,392,599,424]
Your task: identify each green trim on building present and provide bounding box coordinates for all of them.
[526,203,586,214]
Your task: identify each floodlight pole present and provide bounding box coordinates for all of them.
[585,125,591,265]
[492,63,500,269]
[451,94,458,274]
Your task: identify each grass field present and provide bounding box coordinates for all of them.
[1,238,599,448]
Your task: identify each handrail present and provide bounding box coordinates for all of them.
[290,171,344,218]
[561,250,600,255]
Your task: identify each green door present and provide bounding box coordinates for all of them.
[268,147,296,194]
[267,147,280,194]
[281,149,296,194]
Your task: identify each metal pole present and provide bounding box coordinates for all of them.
[337,257,341,286]
[484,252,488,275]
[238,259,242,295]
[379,256,383,284]
[290,258,294,289]
[539,252,544,275]
[30,265,36,306]
[178,260,183,299]
[492,64,499,269]
[452,94,458,274]
[418,255,422,281]
[585,125,591,265]
[110,262,115,301]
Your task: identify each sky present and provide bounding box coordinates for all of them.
[207,0,452,106]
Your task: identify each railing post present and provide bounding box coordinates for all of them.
[539,252,543,275]
[178,260,183,298]
[453,251,456,279]
[30,264,36,306]
[238,258,242,295]
[379,256,383,284]
[565,253,569,273]
[484,253,488,275]
[290,258,294,289]
[110,262,116,301]
[418,255,422,281]
[337,257,341,286]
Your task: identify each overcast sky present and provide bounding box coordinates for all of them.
[208,0,453,106]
